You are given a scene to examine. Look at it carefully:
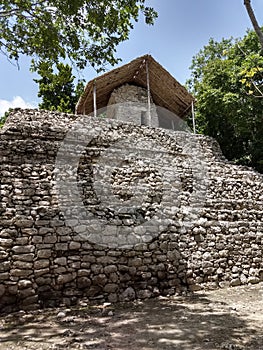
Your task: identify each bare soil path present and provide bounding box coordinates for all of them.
[0,283,262,350]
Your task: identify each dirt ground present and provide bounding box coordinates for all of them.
[0,282,262,350]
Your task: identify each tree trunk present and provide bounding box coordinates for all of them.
[244,0,263,51]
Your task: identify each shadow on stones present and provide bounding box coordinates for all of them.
[0,292,262,350]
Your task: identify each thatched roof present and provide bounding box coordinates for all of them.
[75,54,194,118]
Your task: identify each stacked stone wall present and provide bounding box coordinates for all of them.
[107,84,159,127]
[0,109,262,313]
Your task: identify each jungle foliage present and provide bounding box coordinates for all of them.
[188,30,263,173]
[0,0,157,72]
[34,63,84,113]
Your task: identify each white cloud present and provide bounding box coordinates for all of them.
[0,96,36,116]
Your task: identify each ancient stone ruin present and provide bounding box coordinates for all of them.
[75,55,194,130]
[106,84,159,127]
[0,55,262,312]
[0,108,262,313]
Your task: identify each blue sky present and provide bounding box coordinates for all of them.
[1,0,263,115]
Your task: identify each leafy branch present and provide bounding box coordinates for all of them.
[0,1,157,72]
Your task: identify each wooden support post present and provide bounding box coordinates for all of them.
[146,60,151,126]
[93,80,97,118]
[191,101,196,134]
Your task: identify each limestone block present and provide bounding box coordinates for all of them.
[247,276,260,284]
[0,250,9,260]
[0,273,9,280]
[77,277,91,289]
[34,268,50,277]
[14,219,34,228]
[103,283,118,293]
[12,245,35,254]
[13,253,34,262]
[13,261,33,269]
[15,237,29,245]
[0,261,10,272]
[0,284,5,297]
[37,249,52,259]
[57,273,76,285]
[0,238,13,247]
[230,278,241,287]
[93,274,107,286]
[69,242,81,250]
[10,269,32,277]
[55,243,68,251]
[34,259,50,270]
[121,287,136,301]
[104,265,117,274]
[43,236,57,244]
[19,288,35,299]
[137,289,152,299]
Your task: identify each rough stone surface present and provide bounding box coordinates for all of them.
[107,84,159,127]
[0,108,262,313]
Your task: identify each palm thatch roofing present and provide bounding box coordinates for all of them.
[75,54,194,118]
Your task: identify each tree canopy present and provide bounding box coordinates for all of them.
[0,0,157,71]
[244,0,263,52]
[34,63,84,113]
[188,31,263,174]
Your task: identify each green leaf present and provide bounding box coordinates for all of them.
[188,29,263,173]
[0,0,157,72]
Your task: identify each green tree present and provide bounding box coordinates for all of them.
[34,63,84,113]
[188,32,263,173]
[0,109,12,128]
[0,1,157,72]
[244,0,263,52]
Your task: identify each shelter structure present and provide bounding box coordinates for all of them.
[76,54,194,130]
